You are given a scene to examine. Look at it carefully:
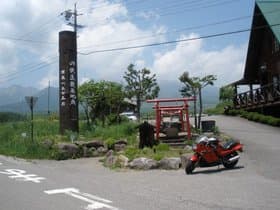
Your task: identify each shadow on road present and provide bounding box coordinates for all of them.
[191,166,244,175]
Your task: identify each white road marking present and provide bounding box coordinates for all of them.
[0,162,2,165]
[0,169,45,183]
[45,188,120,210]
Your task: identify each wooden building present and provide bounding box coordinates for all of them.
[231,0,280,117]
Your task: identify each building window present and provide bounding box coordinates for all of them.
[272,37,280,54]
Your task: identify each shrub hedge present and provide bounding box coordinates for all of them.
[226,109,280,127]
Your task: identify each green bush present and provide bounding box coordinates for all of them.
[153,153,164,161]
[106,114,120,125]
[0,112,26,122]
[105,138,116,150]
[205,101,233,115]
[228,109,280,127]
[154,143,170,152]
[124,147,139,160]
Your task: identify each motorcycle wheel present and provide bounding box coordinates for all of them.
[185,159,195,174]
[222,151,239,169]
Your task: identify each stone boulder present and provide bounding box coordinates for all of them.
[55,143,80,160]
[97,146,108,155]
[104,150,117,167]
[114,139,128,145]
[159,158,181,170]
[41,139,54,149]
[116,155,129,168]
[129,158,158,170]
[82,147,99,158]
[180,154,191,169]
[183,145,192,151]
[114,143,127,152]
[75,140,104,149]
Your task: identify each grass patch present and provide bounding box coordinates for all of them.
[205,101,233,115]
[226,109,280,127]
[0,117,138,159]
[123,143,183,161]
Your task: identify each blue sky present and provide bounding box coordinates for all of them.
[0,0,257,89]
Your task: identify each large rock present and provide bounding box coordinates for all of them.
[180,154,191,169]
[115,139,128,145]
[74,140,105,150]
[114,143,126,152]
[116,155,129,168]
[104,150,116,167]
[55,143,80,159]
[97,146,108,155]
[41,139,54,149]
[183,145,192,151]
[159,158,181,170]
[129,158,158,170]
[82,146,99,157]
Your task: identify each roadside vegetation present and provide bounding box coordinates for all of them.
[226,109,280,126]
[205,85,280,127]
[0,112,191,162]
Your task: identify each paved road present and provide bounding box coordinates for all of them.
[0,116,280,210]
[203,115,280,181]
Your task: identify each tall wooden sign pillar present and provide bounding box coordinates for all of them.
[59,31,79,134]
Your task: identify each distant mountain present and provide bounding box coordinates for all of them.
[0,87,59,113]
[141,80,219,112]
[0,85,38,106]
[0,82,219,114]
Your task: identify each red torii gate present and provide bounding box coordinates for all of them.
[146,97,195,140]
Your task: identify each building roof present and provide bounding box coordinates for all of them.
[257,0,280,42]
[231,0,280,86]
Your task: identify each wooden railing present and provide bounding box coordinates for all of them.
[234,82,280,108]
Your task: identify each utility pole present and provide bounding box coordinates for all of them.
[48,80,50,116]
[74,3,77,33]
[62,3,84,33]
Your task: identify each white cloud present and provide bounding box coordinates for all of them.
[152,34,247,87]
[0,0,248,90]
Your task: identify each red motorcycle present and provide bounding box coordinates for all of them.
[185,136,243,174]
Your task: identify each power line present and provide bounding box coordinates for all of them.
[85,0,239,27]
[89,0,148,10]
[17,15,62,40]
[79,23,280,55]
[0,57,58,82]
[0,55,58,78]
[78,8,280,50]
[155,0,238,18]
[0,35,56,45]
[78,15,250,50]
[128,0,213,15]
[1,60,58,83]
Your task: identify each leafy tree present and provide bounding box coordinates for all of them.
[123,64,160,120]
[78,80,126,127]
[78,80,95,127]
[179,72,216,129]
[219,85,235,102]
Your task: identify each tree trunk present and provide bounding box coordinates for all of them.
[82,103,90,128]
[136,95,141,122]
[198,88,203,129]
[193,94,197,129]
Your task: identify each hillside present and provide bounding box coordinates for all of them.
[0,87,59,113]
[0,85,38,106]
[0,82,219,113]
